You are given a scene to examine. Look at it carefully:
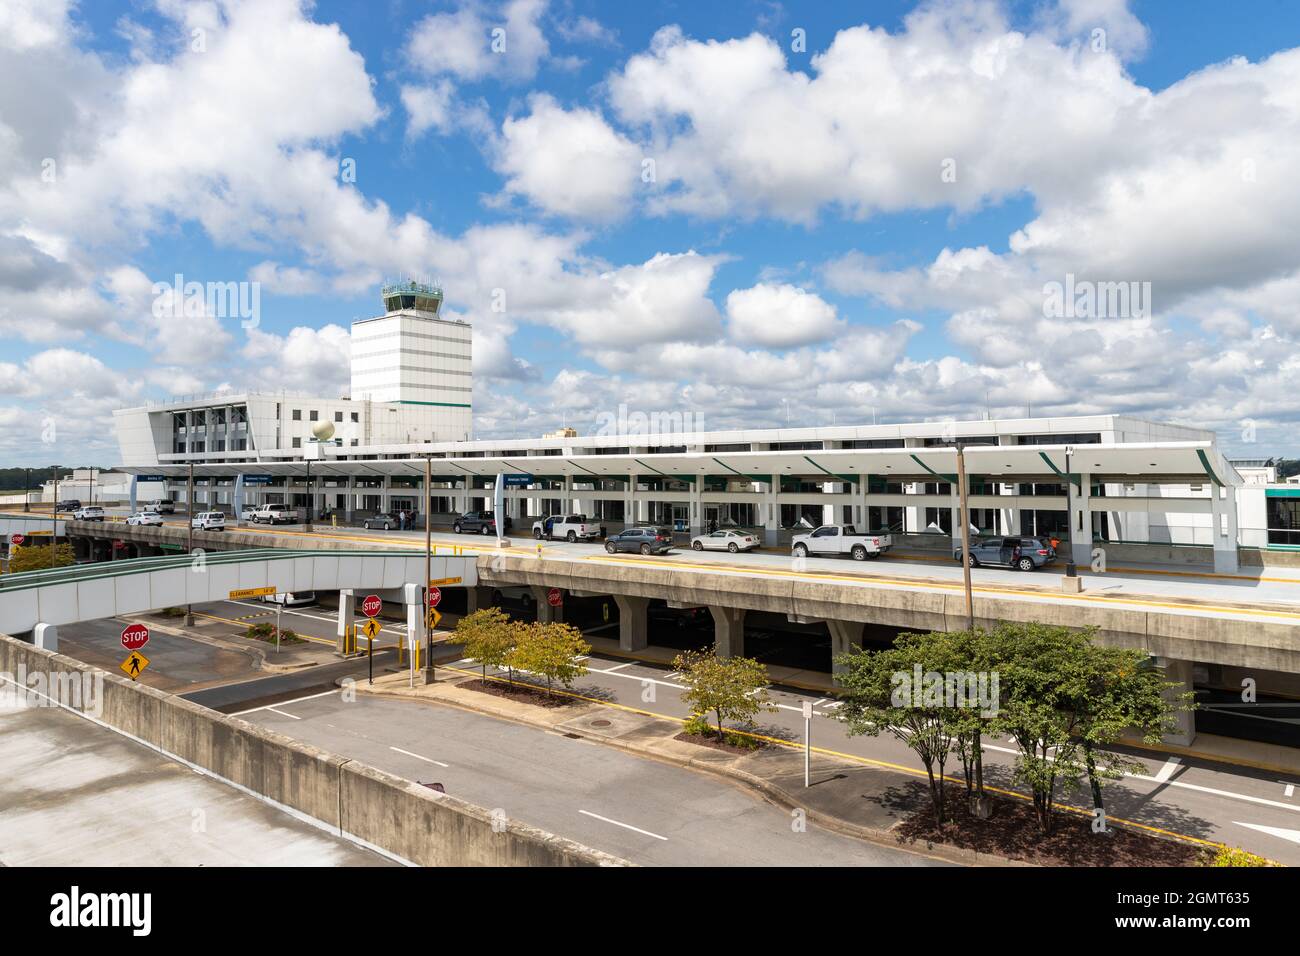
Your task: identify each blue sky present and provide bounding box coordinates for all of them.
[3,0,1300,465]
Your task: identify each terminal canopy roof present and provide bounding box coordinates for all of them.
[116,441,1237,487]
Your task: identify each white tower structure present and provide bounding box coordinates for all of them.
[349,280,473,438]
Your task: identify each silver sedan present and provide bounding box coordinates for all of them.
[690,529,759,553]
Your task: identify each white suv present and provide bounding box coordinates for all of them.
[191,512,226,531]
[72,506,106,521]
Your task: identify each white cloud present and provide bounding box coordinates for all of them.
[495,94,640,219]
[406,0,550,83]
[725,282,843,347]
[401,81,456,139]
[242,324,351,396]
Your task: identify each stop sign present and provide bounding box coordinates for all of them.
[9,533,24,546]
[361,594,383,618]
[547,587,563,607]
[121,623,150,651]
[427,586,442,608]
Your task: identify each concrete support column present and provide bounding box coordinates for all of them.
[33,622,58,652]
[562,475,573,514]
[1211,484,1240,574]
[624,474,637,530]
[1156,656,1196,746]
[1066,472,1092,566]
[950,488,962,549]
[344,476,355,523]
[465,585,493,614]
[613,594,649,652]
[689,481,703,536]
[709,605,746,658]
[827,620,864,682]
[336,590,355,654]
[763,474,780,547]
[530,585,561,623]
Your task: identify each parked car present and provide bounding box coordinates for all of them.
[260,591,317,607]
[250,503,296,525]
[533,514,604,542]
[453,511,511,535]
[690,529,759,553]
[126,511,164,526]
[191,512,226,531]
[72,505,105,521]
[238,505,259,521]
[149,500,176,514]
[790,525,892,560]
[56,499,81,512]
[604,527,673,555]
[954,536,1055,571]
[363,512,399,530]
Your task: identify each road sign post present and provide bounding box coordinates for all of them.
[362,616,381,684]
[802,700,813,788]
[120,623,150,652]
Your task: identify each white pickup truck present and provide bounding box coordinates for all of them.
[790,525,892,561]
[250,503,297,525]
[532,514,604,542]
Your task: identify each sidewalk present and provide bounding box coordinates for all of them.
[356,666,1023,866]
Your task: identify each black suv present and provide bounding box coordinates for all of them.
[452,511,511,535]
[605,527,673,555]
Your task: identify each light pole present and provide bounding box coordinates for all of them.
[423,454,434,684]
[186,461,194,627]
[23,467,30,512]
[955,444,975,631]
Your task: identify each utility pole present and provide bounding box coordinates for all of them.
[52,465,60,546]
[955,444,974,631]
[23,467,30,512]
[1064,447,1078,580]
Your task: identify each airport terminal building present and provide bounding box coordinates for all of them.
[110,284,1292,574]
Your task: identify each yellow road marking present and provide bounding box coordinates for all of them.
[437,664,1231,852]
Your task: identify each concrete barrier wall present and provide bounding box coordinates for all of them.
[0,633,625,867]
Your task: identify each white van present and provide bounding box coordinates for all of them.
[191,512,226,531]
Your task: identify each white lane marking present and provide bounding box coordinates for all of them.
[264,705,301,720]
[1285,783,1295,798]
[578,809,668,841]
[390,746,449,768]
[231,687,339,716]
[1234,821,1300,846]
[602,661,636,673]
[1153,756,1182,783]
[812,698,828,707]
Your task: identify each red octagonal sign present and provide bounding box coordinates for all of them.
[9,533,24,546]
[427,586,442,608]
[547,587,563,607]
[361,594,383,618]
[121,623,150,652]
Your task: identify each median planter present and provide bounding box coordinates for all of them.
[459,676,575,709]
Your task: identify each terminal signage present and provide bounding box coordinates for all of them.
[242,475,274,485]
[502,474,534,487]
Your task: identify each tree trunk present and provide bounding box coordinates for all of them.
[1084,741,1105,820]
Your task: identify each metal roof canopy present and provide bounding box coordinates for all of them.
[116,442,1237,487]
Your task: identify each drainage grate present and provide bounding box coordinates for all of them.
[562,732,582,739]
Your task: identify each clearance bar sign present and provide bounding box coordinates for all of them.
[429,576,462,586]
[228,586,276,600]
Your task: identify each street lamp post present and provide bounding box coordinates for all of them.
[186,461,194,626]
[423,454,434,684]
[955,444,974,631]
[23,468,30,512]
[52,465,60,546]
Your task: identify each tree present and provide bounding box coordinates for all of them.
[4,542,75,574]
[1069,645,1190,829]
[672,649,775,745]
[507,621,590,696]
[454,607,516,682]
[835,632,964,823]
[936,628,1000,817]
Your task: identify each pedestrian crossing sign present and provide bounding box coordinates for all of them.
[427,608,442,631]
[362,618,381,640]
[120,651,151,681]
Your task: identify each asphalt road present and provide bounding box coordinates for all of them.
[237,689,943,866]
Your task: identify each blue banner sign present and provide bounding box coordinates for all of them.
[242,475,274,485]
[502,474,534,487]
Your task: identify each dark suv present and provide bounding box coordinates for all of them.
[452,511,511,535]
[955,536,1056,571]
[605,527,673,555]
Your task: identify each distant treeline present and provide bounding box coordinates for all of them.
[1279,459,1300,480]
[0,467,114,491]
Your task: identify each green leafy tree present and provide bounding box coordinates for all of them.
[835,632,964,823]
[673,649,775,746]
[506,621,590,695]
[454,607,517,682]
[4,542,75,574]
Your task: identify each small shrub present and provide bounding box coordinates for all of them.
[1198,845,1278,867]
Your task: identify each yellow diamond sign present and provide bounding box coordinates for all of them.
[427,608,442,631]
[362,617,381,640]
[120,651,151,681]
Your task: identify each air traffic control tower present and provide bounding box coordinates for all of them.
[349,280,473,441]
